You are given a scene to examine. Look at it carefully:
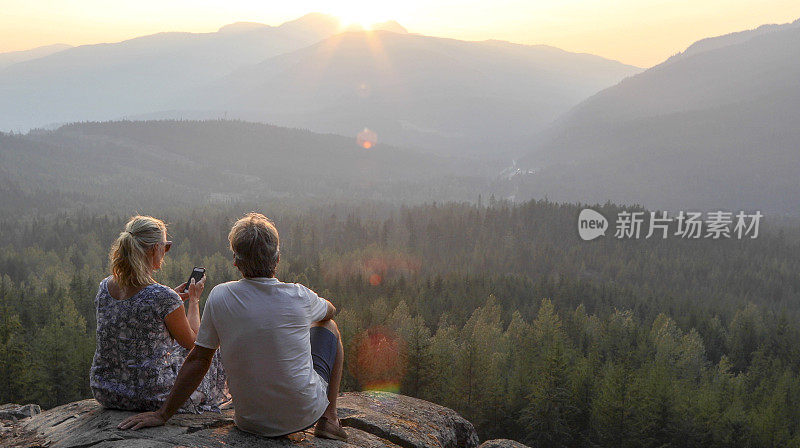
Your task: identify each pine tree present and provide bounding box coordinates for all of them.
[30,295,94,407]
[0,307,33,403]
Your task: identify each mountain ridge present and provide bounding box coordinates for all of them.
[0,14,345,131]
[510,18,800,213]
[157,29,639,157]
[0,43,72,70]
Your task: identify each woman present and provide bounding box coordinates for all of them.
[90,215,229,413]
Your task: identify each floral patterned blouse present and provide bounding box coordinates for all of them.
[89,277,229,413]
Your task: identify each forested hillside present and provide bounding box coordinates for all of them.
[2,199,800,446]
[0,120,488,215]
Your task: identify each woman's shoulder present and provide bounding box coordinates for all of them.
[95,276,111,304]
[142,283,183,318]
[149,283,179,299]
[122,282,178,305]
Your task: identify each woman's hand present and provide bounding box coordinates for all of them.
[174,275,205,303]
[172,275,205,337]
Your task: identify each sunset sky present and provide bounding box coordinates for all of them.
[3,0,800,67]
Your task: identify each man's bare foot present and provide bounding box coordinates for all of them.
[314,416,348,441]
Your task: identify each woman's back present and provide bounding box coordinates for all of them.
[90,277,183,411]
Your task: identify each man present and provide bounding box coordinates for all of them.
[119,212,348,440]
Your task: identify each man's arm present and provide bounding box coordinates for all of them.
[118,345,216,430]
[305,285,336,322]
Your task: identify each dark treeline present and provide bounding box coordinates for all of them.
[1,199,800,447]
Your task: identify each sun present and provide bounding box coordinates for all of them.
[333,3,391,30]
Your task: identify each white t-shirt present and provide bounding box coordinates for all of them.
[195,277,330,436]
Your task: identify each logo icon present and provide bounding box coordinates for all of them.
[578,209,608,241]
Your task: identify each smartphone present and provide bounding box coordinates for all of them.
[182,267,206,293]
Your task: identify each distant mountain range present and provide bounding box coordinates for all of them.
[0,13,639,157]
[0,13,342,130]
[0,44,72,71]
[512,18,800,214]
[155,31,638,157]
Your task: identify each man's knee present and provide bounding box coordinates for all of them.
[313,319,340,338]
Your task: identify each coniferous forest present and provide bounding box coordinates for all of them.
[2,199,800,447]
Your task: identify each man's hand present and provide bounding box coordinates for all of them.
[118,410,167,430]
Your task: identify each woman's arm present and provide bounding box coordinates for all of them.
[165,276,205,349]
[185,297,200,334]
[184,278,202,334]
[164,305,196,349]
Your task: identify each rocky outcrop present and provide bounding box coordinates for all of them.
[1,392,480,448]
[0,404,42,443]
[0,404,41,420]
[478,439,531,448]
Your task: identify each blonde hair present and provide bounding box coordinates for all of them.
[228,213,280,278]
[109,215,167,289]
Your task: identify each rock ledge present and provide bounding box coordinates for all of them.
[1,392,481,448]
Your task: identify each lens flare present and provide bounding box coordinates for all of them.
[349,326,404,393]
[357,128,377,149]
[320,248,421,285]
[356,82,371,98]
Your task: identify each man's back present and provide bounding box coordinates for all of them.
[195,277,330,436]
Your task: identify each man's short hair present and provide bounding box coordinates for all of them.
[228,212,280,278]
